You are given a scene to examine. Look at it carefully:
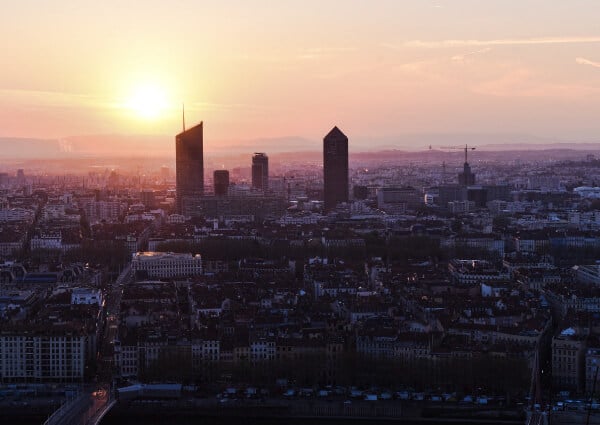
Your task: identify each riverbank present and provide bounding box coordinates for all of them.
[102,419,520,425]
[0,397,65,424]
[99,399,524,425]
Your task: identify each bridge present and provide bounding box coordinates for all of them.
[42,389,116,425]
[42,263,131,425]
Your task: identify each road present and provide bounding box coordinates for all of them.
[98,263,130,384]
[43,263,132,425]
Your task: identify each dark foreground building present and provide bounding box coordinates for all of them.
[323,126,349,211]
[176,122,204,214]
[181,195,286,220]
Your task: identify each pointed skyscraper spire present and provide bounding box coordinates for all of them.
[182,103,186,132]
[325,126,346,139]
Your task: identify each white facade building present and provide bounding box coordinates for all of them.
[250,338,275,363]
[71,288,103,307]
[30,232,62,251]
[0,334,86,382]
[131,252,202,278]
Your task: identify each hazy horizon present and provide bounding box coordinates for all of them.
[2,131,600,160]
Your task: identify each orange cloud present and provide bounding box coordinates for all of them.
[400,36,600,49]
[472,68,600,98]
[451,47,492,62]
[576,57,600,68]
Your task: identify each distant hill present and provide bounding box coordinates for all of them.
[0,138,63,158]
[1,133,599,161]
[212,136,319,154]
[481,142,600,151]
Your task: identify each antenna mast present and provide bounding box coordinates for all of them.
[182,103,186,132]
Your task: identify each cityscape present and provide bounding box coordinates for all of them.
[2,2,600,425]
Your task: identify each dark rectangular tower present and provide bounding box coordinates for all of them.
[323,126,348,211]
[176,122,204,214]
[251,152,269,191]
[213,169,230,196]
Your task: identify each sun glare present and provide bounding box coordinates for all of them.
[126,84,168,119]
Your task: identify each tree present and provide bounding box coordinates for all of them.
[142,346,193,382]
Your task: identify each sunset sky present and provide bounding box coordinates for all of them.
[2,1,600,152]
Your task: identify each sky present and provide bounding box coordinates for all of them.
[1,0,600,153]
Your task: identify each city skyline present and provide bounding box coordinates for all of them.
[1,1,600,157]
[4,3,600,423]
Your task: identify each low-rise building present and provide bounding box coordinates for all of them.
[71,288,103,307]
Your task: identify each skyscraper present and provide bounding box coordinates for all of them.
[458,162,476,186]
[176,122,204,214]
[16,169,25,185]
[213,170,230,196]
[251,152,269,191]
[323,126,348,211]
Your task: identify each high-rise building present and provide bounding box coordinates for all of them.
[458,162,476,186]
[251,153,269,191]
[214,170,230,196]
[323,126,348,211]
[16,169,25,185]
[176,122,204,214]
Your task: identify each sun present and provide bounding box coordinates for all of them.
[126,84,168,119]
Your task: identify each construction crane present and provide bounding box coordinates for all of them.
[440,144,476,163]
